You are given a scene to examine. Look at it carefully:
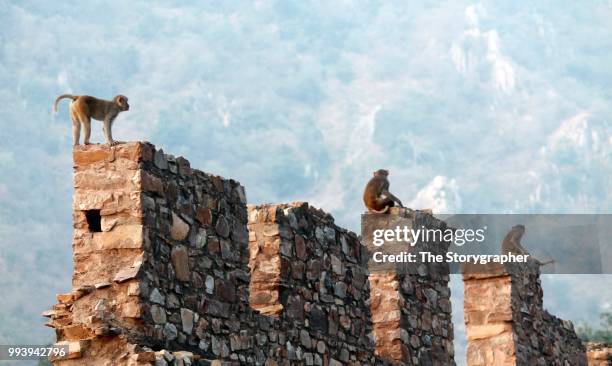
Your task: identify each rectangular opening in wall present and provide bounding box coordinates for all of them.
[85,210,102,232]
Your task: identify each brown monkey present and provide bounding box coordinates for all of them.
[53,94,130,146]
[501,225,555,266]
[501,224,529,255]
[363,169,404,213]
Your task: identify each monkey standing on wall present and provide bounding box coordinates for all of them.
[53,94,130,146]
[363,169,404,213]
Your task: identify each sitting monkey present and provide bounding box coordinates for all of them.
[501,224,554,266]
[53,94,130,146]
[501,224,530,255]
[363,169,404,213]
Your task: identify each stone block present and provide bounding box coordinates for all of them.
[171,245,190,281]
[171,212,190,241]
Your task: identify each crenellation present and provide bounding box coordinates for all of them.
[362,208,456,365]
[463,261,587,365]
[247,202,380,364]
[586,342,612,366]
[44,141,593,365]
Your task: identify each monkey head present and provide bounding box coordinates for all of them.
[511,224,525,237]
[113,95,130,111]
[373,169,389,177]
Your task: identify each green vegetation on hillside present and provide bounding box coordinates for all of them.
[577,311,612,343]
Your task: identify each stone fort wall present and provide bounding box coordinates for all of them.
[43,141,594,365]
[44,142,454,365]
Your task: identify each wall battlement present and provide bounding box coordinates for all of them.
[46,142,255,365]
[248,202,378,364]
[586,342,612,365]
[463,262,587,365]
[362,210,456,365]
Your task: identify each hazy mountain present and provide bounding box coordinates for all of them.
[1,2,610,365]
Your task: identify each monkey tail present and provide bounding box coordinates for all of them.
[52,94,77,113]
[538,259,555,267]
[369,205,390,214]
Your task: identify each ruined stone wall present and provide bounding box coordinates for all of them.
[136,143,268,363]
[462,268,515,366]
[45,142,195,365]
[362,210,456,366]
[586,343,612,366]
[248,202,378,365]
[43,141,602,366]
[463,261,587,365]
[45,142,253,365]
[46,142,424,365]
